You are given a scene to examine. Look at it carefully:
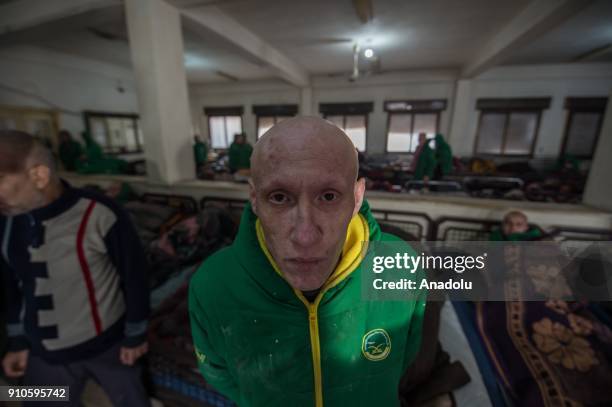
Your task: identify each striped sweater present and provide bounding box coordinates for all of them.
[0,181,149,363]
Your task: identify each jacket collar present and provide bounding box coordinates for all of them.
[232,200,381,304]
[29,180,80,221]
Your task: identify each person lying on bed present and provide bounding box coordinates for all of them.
[490,210,543,241]
[188,116,426,407]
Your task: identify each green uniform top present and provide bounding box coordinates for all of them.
[189,200,426,406]
[81,131,104,161]
[228,142,253,171]
[489,227,542,241]
[555,154,581,173]
[194,141,208,166]
[413,143,437,181]
[434,134,453,177]
[77,132,128,175]
[58,139,83,171]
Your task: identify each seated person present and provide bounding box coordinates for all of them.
[189,117,425,406]
[490,210,542,241]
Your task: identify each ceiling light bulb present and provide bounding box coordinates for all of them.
[364,48,374,58]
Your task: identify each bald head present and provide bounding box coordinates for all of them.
[251,116,359,186]
[0,130,56,175]
[248,116,366,291]
[0,130,61,216]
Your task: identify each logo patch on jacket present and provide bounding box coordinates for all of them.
[362,329,391,361]
[195,347,206,364]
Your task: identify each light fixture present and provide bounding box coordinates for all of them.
[364,48,374,58]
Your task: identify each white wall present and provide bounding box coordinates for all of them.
[449,63,612,157]
[584,87,612,211]
[189,80,300,145]
[0,46,138,138]
[190,63,612,159]
[311,70,457,155]
[189,70,458,152]
[3,44,611,186]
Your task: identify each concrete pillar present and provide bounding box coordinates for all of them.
[583,89,612,211]
[300,87,313,116]
[125,0,194,184]
[447,79,473,157]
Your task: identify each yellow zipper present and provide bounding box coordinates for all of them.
[255,215,369,407]
[303,297,324,407]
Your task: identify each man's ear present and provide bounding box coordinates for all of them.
[352,178,366,217]
[28,165,51,190]
[248,179,257,216]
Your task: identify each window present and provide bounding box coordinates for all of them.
[84,111,143,154]
[1,105,59,151]
[254,105,298,138]
[387,113,438,153]
[384,100,446,153]
[562,97,607,159]
[208,116,243,149]
[324,115,367,151]
[205,106,244,149]
[319,102,373,152]
[256,116,292,138]
[474,98,550,157]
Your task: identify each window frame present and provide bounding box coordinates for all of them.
[383,99,447,154]
[321,113,369,152]
[83,111,142,155]
[318,102,373,152]
[384,111,441,154]
[256,115,294,139]
[207,114,244,149]
[204,106,244,150]
[560,97,608,160]
[253,104,298,139]
[473,108,542,158]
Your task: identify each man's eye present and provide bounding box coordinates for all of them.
[321,192,338,202]
[269,193,289,204]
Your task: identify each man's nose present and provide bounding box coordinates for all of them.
[290,203,320,248]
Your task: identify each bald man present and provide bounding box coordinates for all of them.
[189,117,425,406]
[0,130,150,406]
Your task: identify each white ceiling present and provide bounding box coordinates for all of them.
[213,0,531,73]
[504,0,612,65]
[1,0,611,83]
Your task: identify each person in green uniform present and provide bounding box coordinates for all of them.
[189,117,426,406]
[490,210,542,241]
[433,133,453,179]
[227,132,253,173]
[193,135,208,178]
[77,131,128,175]
[555,153,581,173]
[412,133,436,182]
[58,130,83,171]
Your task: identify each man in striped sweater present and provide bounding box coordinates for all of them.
[0,130,150,406]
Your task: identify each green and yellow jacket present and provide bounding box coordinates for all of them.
[189,201,426,406]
